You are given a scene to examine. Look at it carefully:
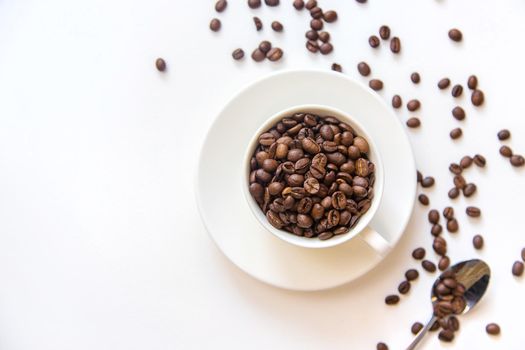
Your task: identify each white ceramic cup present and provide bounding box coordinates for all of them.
[242,105,391,255]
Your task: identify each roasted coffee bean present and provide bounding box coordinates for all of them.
[439,256,450,271]
[155,58,167,72]
[398,280,411,294]
[486,323,501,335]
[438,78,451,89]
[497,129,511,140]
[210,18,221,31]
[466,206,481,217]
[430,321,440,332]
[431,224,443,236]
[454,175,466,189]
[392,95,402,109]
[447,218,459,233]
[318,31,330,42]
[463,183,477,197]
[449,163,462,175]
[264,0,279,6]
[428,209,440,224]
[448,187,460,199]
[390,37,401,53]
[305,0,316,9]
[318,231,334,240]
[448,28,462,42]
[417,170,423,183]
[353,136,370,153]
[522,247,525,261]
[320,42,333,55]
[232,48,245,60]
[379,25,391,40]
[357,61,371,76]
[356,0,367,2]
[411,322,423,335]
[323,10,337,22]
[271,21,283,32]
[309,6,322,19]
[267,48,283,61]
[411,72,421,84]
[474,154,486,167]
[407,99,421,111]
[473,234,484,249]
[421,177,435,188]
[297,214,313,228]
[320,124,334,140]
[412,247,426,260]
[310,19,323,30]
[422,260,437,273]
[451,84,463,97]
[293,0,304,10]
[385,294,400,305]
[439,329,454,342]
[252,48,266,62]
[355,159,369,177]
[369,35,380,48]
[433,236,447,256]
[262,159,279,173]
[331,191,347,209]
[511,155,525,167]
[443,207,454,220]
[256,169,272,183]
[471,89,484,106]
[331,63,342,72]
[248,0,262,8]
[448,316,460,331]
[450,127,462,139]
[253,16,263,31]
[266,210,284,228]
[452,106,465,120]
[512,261,524,276]
[376,343,388,350]
[418,194,429,205]
[460,155,473,168]
[405,269,419,281]
[406,117,420,128]
[500,145,513,157]
[249,183,264,203]
[215,0,227,12]
[467,75,478,89]
[341,132,354,147]
[305,30,318,41]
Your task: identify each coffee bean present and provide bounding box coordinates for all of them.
[398,280,411,294]
[421,177,435,188]
[460,155,473,168]
[466,206,481,217]
[249,183,264,203]
[264,0,279,6]
[357,61,371,76]
[500,145,513,158]
[293,0,304,10]
[511,155,525,167]
[512,261,524,276]
[392,95,402,109]
[356,0,367,2]
[251,48,266,62]
[210,18,221,31]
[376,342,388,350]
[473,154,486,167]
[443,207,454,220]
[411,322,423,335]
[522,247,525,261]
[450,127,463,140]
[467,75,478,89]
[428,209,440,224]
[471,89,484,106]
[271,21,283,32]
[369,35,380,48]
[422,260,437,272]
[305,0,316,9]
[253,16,263,31]
[390,37,401,53]
[318,231,334,240]
[448,187,459,199]
[262,159,279,172]
[486,323,501,335]
[319,42,333,55]
[306,40,319,53]
[353,137,370,154]
[449,163,462,175]
[497,129,510,140]
[447,218,459,233]
[155,58,166,72]
[406,117,421,128]
[451,84,463,97]
[452,106,465,120]
[463,183,477,197]
[448,316,460,331]
[310,19,323,30]
[323,10,338,22]
[412,247,426,260]
[379,25,391,40]
[433,236,448,256]
[430,321,440,332]
[418,194,429,205]
[417,170,423,183]
[309,6,322,19]
[431,224,442,236]
[258,41,272,54]
[232,48,245,60]
[266,210,284,229]
[411,72,421,84]
[267,48,283,61]
[318,31,330,42]
[329,63,342,73]
[385,294,400,305]
[448,28,462,42]
[454,175,466,190]
[369,79,383,91]
[438,78,451,89]
[407,99,421,112]
[215,0,227,12]
[473,234,484,249]
[439,256,450,271]
[305,30,318,41]
[439,329,455,342]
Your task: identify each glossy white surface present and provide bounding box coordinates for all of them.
[1,0,524,349]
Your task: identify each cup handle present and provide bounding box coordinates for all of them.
[358,226,391,257]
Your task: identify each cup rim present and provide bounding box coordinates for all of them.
[242,104,384,249]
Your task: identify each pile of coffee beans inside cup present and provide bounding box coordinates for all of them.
[248,112,375,241]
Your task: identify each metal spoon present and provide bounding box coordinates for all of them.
[406,259,490,350]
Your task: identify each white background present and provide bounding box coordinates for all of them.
[1,0,524,349]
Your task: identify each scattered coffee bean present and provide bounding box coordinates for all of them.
[428,209,440,224]
[443,207,454,220]
[318,31,330,42]
[251,48,266,62]
[433,236,448,256]
[155,58,166,72]
[264,0,279,6]
[449,163,462,175]
[406,117,421,128]
[439,329,455,342]
[357,62,371,76]
[411,322,423,335]
[460,155,473,168]
[463,183,477,197]
[450,128,463,140]
[379,25,391,40]
[259,41,272,54]
[438,78,451,89]
[376,342,388,350]
[398,280,411,294]
[319,42,333,55]
[411,72,421,84]
[448,187,460,199]
[418,194,429,205]
[438,256,450,271]
[473,234,484,249]
[369,35,380,48]
[417,170,423,183]
[271,21,283,32]
[497,129,510,140]
[447,218,459,233]
[412,247,426,260]
[466,206,481,218]
[448,28,463,42]
[390,37,401,53]
[467,75,478,90]
[451,84,463,97]
[331,63,342,72]
[323,10,338,22]
[248,0,262,8]
[513,261,524,276]
[305,0,316,9]
[486,323,501,335]
[499,145,513,158]
[473,154,486,167]
[452,106,466,121]
[431,224,443,236]
[215,0,227,12]
[510,155,525,167]
[253,17,263,31]
[448,316,460,331]
[471,89,485,106]
[392,95,402,109]
[430,321,440,332]
[422,260,437,272]
[210,18,221,31]
[309,6,322,19]
[267,47,283,61]
[232,49,245,60]
[369,79,384,91]
[305,30,318,40]
[310,19,323,30]
[421,177,435,188]
[385,294,400,305]
[407,99,421,111]
[405,269,419,281]
[293,0,304,10]
[306,40,319,53]
[454,174,466,190]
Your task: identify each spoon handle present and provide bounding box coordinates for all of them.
[406,315,437,350]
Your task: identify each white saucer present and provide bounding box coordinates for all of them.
[196,70,416,291]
